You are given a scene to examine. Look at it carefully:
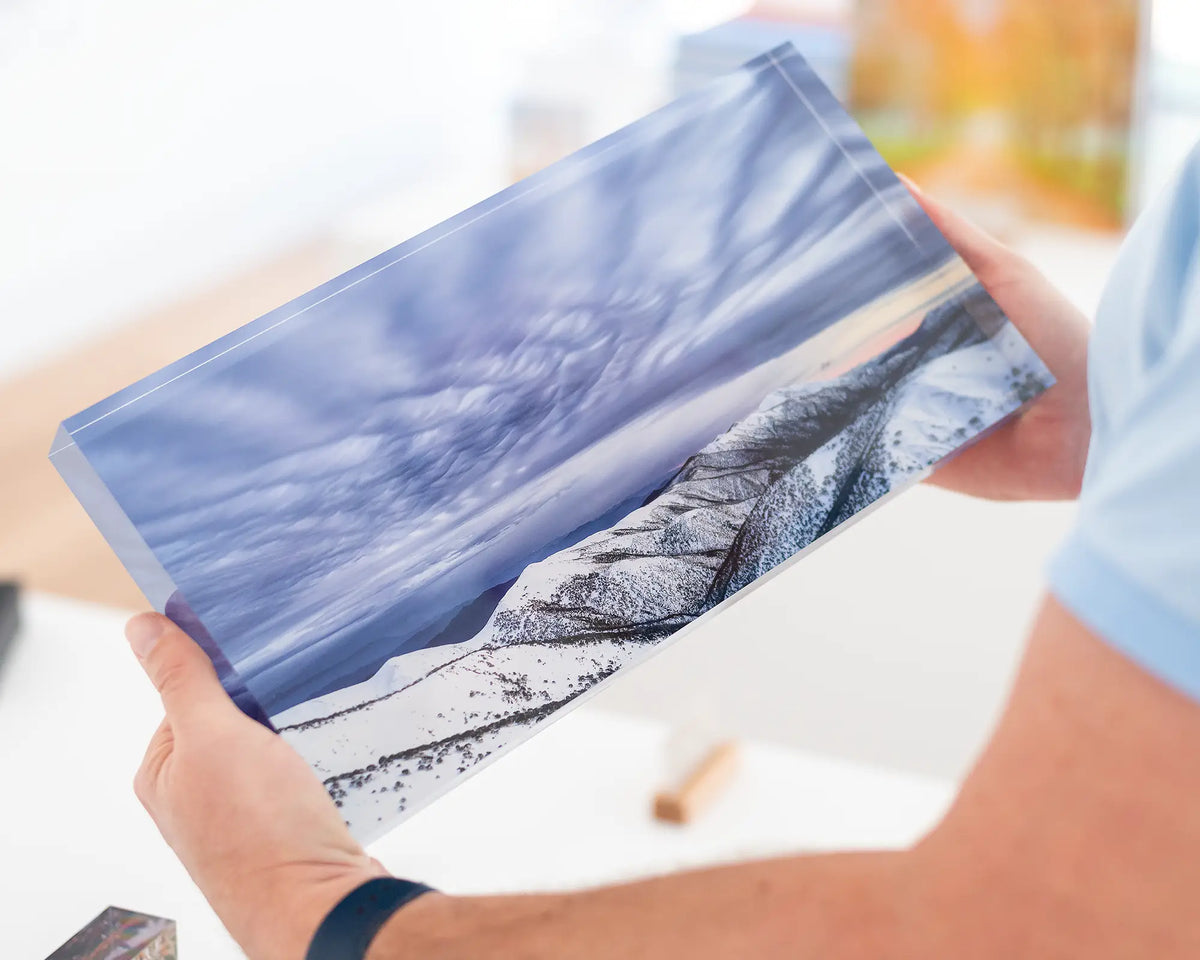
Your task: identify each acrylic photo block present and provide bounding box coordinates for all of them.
[52,44,1053,841]
[46,906,176,960]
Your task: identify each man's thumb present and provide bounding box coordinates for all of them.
[126,612,231,720]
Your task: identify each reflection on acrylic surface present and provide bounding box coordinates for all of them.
[54,45,1051,840]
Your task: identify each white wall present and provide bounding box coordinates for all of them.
[0,0,523,379]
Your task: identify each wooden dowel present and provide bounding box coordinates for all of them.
[653,741,740,825]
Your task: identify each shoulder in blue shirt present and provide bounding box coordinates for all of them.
[1049,143,1200,700]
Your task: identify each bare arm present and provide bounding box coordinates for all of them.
[370,852,910,960]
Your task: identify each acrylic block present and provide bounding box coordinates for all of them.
[46,906,176,960]
[52,44,1053,841]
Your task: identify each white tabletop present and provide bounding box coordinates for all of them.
[0,593,954,958]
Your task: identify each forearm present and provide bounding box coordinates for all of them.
[369,852,914,960]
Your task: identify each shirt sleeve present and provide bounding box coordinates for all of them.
[1048,152,1200,701]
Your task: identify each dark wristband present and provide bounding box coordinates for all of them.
[306,876,435,960]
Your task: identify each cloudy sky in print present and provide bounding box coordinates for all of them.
[63,46,954,715]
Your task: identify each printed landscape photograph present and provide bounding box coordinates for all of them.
[53,44,1052,840]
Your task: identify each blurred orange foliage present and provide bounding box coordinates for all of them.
[850,0,1141,228]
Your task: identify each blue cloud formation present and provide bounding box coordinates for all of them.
[68,47,954,715]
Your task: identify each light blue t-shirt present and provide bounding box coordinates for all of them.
[1049,144,1200,700]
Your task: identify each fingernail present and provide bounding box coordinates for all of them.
[897,172,923,195]
[126,613,166,660]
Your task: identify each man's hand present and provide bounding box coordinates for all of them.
[126,612,387,960]
[902,177,1093,501]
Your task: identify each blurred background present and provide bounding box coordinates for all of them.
[2,0,1198,786]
